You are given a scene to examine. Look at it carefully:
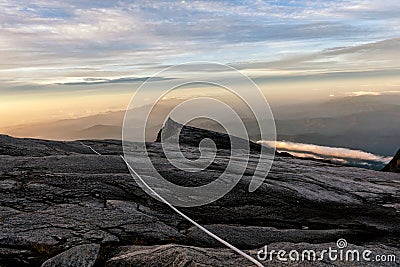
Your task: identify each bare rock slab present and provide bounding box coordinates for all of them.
[41,244,100,267]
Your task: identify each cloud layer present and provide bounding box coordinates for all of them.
[0,0,399,87]
[259,140,392,163]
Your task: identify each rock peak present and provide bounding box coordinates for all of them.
[155,117,269,153]
[382,149,400,173]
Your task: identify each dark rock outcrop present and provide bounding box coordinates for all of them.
[0,134,95,157]
[105,243,399,267]
[0,128,399,266]
[382,149,400,173]
[105,244,251,266]
[155,118,272,153]
[41,244,100,267]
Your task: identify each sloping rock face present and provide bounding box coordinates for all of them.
[0,130,399,266]
[383,149,400,173]
[41,244,100,267]
[155,118,271,153]
[105,244,251,266]
[0,134,95,156]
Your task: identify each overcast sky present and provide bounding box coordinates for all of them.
[0,0,399,127]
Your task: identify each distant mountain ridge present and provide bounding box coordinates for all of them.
[272,94,400,119]
[1,95,399,156]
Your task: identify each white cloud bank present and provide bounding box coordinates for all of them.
[258,140,392,163]
[346,90,400,97]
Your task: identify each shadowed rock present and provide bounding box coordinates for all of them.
[105,244,251,267]
[105,243,399,267]
[155,118,273,153]
[41,244,100,267]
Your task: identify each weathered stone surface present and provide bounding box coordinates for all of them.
[106,242,400,267]
[187,225,363,249]
[155,118,271,153]
[0,135,94,157]
[0,126,399,266]
[106,244,252,267]
[41,244,100,267]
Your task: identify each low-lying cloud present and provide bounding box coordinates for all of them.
[346,90,400,97]
[259,140,392,164]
